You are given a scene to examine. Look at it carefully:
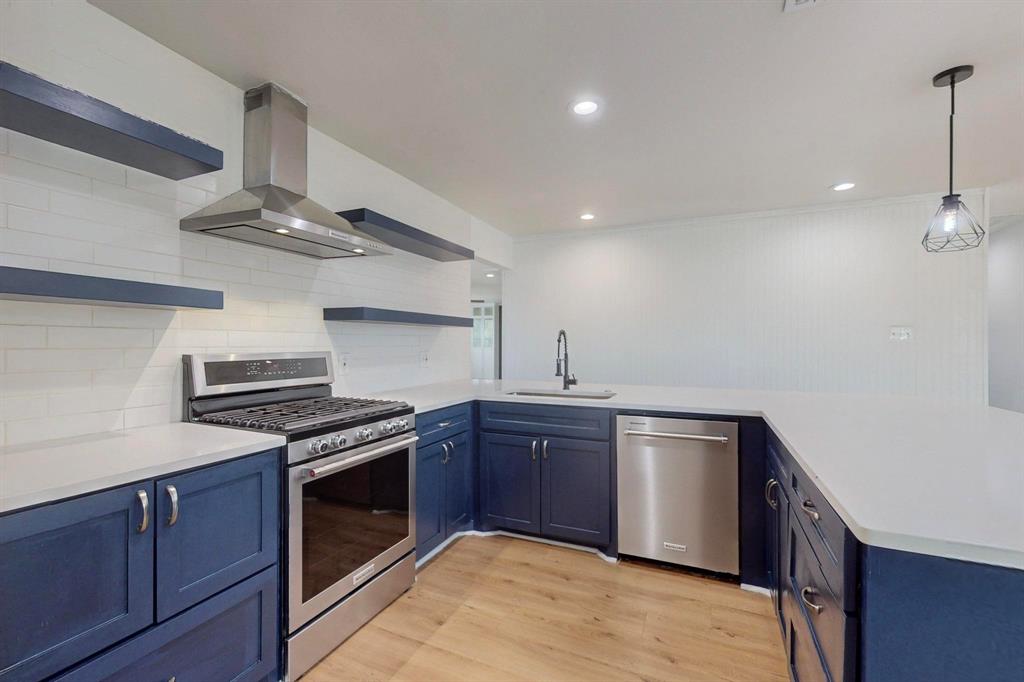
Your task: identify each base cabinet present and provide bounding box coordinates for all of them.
[480,429,610,548]
[57,566,278,682]
[416,404,475,559]
[0,449,281,682]
[0,484,155,682]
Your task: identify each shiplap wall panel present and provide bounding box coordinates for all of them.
[0,1,479,446]
[504,194,988,403]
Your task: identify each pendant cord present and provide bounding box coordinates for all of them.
[949,79,955,197]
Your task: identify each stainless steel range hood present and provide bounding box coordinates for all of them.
[180,83,390,258]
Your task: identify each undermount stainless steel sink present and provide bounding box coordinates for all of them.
[504,389,617,400]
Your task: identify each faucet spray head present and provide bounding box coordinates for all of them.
[555,358,563,376]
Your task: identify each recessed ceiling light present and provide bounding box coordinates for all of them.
[579,213,595,221]
[352,248,365,254]
[274,228,289,234]
[485,272,496,278]
[572,100,599,116]
[831,182,856,192]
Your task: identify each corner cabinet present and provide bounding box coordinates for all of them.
[478,402,611,548]
[0,449,281,682]
[416,403,475,559]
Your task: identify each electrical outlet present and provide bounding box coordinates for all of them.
[889,326,913,342]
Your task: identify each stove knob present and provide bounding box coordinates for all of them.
[308,439,328,455]
[398,419,409,430]
[357,428,373,442]
[381,422,395,434]
[330,434,347,449]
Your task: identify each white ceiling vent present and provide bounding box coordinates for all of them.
[783,0,819,12]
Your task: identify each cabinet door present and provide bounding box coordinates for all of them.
[416,440,446,558]
[540,437,610,546]
[444,430,473,537]
[766,458,781,625]
[479,432,541,533]
[0,484,154,682]
[155,450,278,621]
[57,566,278,682]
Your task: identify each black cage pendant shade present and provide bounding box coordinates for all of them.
[922,65,984,253]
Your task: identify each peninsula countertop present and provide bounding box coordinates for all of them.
[372,379,1024,571]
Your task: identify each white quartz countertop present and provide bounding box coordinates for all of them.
[372,379,1024,571]
[0,423,285,514]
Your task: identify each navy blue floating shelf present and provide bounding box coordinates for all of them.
[324,307,473,327]
[0,61,223,180]
[337,209,474,262]
[0,266,223,310]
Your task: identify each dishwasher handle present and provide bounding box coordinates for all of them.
[622,429,729,444]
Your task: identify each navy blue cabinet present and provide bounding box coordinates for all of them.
[444,430,474,537]
[416,403,475,559]
[479,402,610,441]
[57,566,278,682]
[155,450,278,620]
[479,432,541,534]
[0,484,155,682]
[540,437,610,546]
[416,439,447,557]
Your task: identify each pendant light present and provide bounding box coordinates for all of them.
[922,65,984,253]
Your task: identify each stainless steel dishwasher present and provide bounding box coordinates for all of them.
[616,415,739,574]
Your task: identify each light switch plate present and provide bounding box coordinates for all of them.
[889,326,913,342]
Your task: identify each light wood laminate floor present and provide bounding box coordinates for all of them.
[305,536,788,682]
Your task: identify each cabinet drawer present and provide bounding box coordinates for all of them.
[155,450,279,620]
[0,484,154,682]
[57,566,278,682]
[791,514,857,682]
[479,402,610,441]
[770,430,856,611]
[787,601,829,682]
[418,402,472,446]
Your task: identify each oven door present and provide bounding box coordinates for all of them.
[288,434,417,633]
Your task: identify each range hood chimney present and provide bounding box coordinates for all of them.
[180,83,390,258]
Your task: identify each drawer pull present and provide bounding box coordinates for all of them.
[136,489,149,533]
[441,442,450,464]
[542,439,550,459]
[801,586,824,615]
[530,439,538,461]
[765,478,779,510]
[166,485,179,526]
[801,499,820,522]
[437,420,452,428]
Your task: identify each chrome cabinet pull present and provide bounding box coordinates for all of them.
[441,442,450,464]
[622,429,729,444]
[448,441,456,461]
[530,439,538,461]
[136,490,149,533]
[801,499,820,522]
[437,421,452,428]
[166,485,179,526]
[765,479,779,510]
[542,439,549,459]
[801,586,824,614]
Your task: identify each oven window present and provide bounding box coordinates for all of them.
[301,448,409,602]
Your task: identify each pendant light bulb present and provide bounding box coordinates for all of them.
[922,65,984,253]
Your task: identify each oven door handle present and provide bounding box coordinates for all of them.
[303,435,419,479]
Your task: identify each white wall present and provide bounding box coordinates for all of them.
[0,0,502,446]
[504,193,989,403]
[988,216,1024,412]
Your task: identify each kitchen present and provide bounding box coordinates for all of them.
[1,1,1022,681]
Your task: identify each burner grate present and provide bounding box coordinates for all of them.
[199,396,407,431]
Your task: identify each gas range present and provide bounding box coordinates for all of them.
[183,351,414,464]
[183,351,419,679]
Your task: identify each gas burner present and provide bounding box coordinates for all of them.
[198,396,408,432]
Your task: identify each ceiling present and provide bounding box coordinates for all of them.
[92,0,1023,236]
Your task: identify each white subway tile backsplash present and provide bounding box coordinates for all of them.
[0,155,92,195]
[0,228,93,262]
[8,130,127,186]
[123,404,173,429]
[126,168,209,206]
[0,177,50,210]
[92,178,179,215]
[5,410,124,446]
[183,258,250,284]
[7,348,123,372]
[0,325,47,348]
[0,300,93,326]
[92,307,179,329]
[47,327,153,349]
[94,244,181,274]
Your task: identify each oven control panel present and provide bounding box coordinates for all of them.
[295,415,415,464]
